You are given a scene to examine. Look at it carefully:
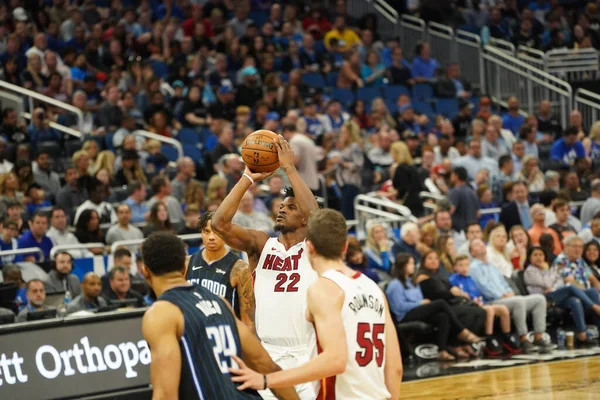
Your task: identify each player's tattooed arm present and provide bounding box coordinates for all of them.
[232,259,256,334]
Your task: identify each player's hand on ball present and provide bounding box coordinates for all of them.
[276,135,295,171]
[244,165,276,183]
[229,355,264,391]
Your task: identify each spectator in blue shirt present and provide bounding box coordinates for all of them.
[360,50,386,88]
[502,96,525,135]
[468,238,553,353]
[124,182,149,224]
[551,126,586,165]
[410,42,439,82]
[27,107,61,149]
[155,0,184,21]
[0,219,22,266]
[17,210,54,262]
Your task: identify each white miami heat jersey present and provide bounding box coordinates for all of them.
[318,270,391,400]
[255,237,318,349]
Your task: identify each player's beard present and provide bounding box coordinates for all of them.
[274,223,296,234]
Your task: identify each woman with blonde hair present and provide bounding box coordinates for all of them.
[363,222,394,272]
[516,155,544,193]
[0,172,24,204]
[436,234,457,273]
[583,120,600,159]
[371,98,396,129]
[487,224,514,278]
[207,174,228,204]
[21,53,47,91]
[183,180,205,213]
[419,222,438,254]
[391,141,425,216]
[82,140,99,174]
[332,120,363,219]
[93,150,116,177]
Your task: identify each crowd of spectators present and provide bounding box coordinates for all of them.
[0,0,599,364]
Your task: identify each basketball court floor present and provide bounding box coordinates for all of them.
[401,355,600,399]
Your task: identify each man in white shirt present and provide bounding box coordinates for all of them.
[46,207,87,258]
[74,178,117,225]
[284,122,320,193]
[232,192,274,234]
[452,138,498,180]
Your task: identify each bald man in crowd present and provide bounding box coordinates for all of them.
[67,272,107,314]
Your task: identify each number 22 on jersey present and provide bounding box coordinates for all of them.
[355,322,385,367]
[206,325,238,373]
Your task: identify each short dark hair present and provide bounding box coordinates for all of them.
[564,126,579,136]
[283,186,295,199]
[454,254,469,265]
[50,207,65,219]
[282,123,296,133]
[199,211,215,231]
[114,247,132,260]
[54,251,73,263]
[141,232,187,276]
[129,181,144,194]
[498,154,513,169]
[26,279,44,291]
[452,167,468,182]
[466,221,480,232]
[30,209,48,222]
[108,266,128,280]
[306,209,347,259]
[151,176,168,194]
[36,149,51,159]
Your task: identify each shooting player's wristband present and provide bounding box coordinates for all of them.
[243,173,254,184]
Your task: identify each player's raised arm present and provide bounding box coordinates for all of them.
[277,136,319,216]
[383,297,403,400]
[230,278,347,390]
[211,167,272,262]
[142,302,183,400]
[231,259,256,333]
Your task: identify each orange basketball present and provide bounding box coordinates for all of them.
[241,130,280,173]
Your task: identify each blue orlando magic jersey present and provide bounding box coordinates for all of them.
[157,285,261,399]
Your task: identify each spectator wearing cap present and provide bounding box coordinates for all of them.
[302,98,325,138]
[33,150,60,199]
[551,126,586,165]
[476,96,492,122]
[114,150,147,187]
[452,138,498,181]
[319,100,349,134]
[27,107,60,147]
[264,112,281,132]
[209,85,236,121]
[324,16,361,52]
[403,130,421,159]
[449,167,480,233]
[17,210,53,262]
[433,132,460,165]
[501,97,525,135]
[235,65,263,107]
[411,42,440,82]
[395,103,420,134]
[435,63,471,99]
[452,99,473,139]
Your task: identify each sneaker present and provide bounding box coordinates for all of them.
[483,337,503,357]
[501,335,523,355]
[533,339,555,354]
[520,340,539,354]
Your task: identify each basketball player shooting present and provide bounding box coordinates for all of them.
[212,135,320,400]
[140,232,299,400]
[229,209,403,400]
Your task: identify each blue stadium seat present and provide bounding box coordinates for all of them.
[150,60,169,80]
[105,133,115,151]
[413,100,435,116]
[386,101,398,114]
[183,144,204,164]
[280,73,289,83]
[301,73,326,88]
[435,98,460,118]
[383,85,410,102]
[412,83,434,100]
[326,72,338,87]
[203,134,218,152]
[249,10,269,27]
[331,88,354,107]
[37,141,62,159]
[178,128,200,145]
[162,146,179,162]
[356,87,381,103]
[88,135,106,151]
[65,140,82,157]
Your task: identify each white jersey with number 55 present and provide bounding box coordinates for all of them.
[318,269,391,400]
[254,237,318,349]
